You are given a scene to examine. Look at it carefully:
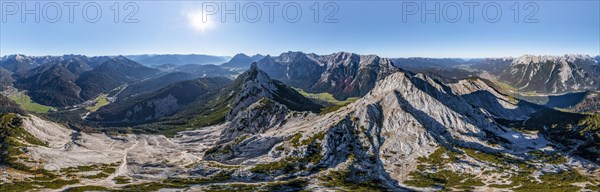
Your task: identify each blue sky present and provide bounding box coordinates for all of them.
[1,0,598,58]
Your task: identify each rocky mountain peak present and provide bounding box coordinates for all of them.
[226,65,282,120]
[218,97,289,143]
[333,51,357,59]
[276,51,320,64]
[229,53,251,62]
[512,54,594,66]
[249,62,258,69]
[14,54,27,62]
[326,52,359,66]
[501,54,600,93]
[112,55,131,62]
[233,53,249,57]
[227,63,321,119]
[512,54,553,65]
[448,77,537,120]
[220,54,265,69]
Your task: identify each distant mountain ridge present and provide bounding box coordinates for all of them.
[5,53,599,109]
[497,54,599,94]
[390,57,476,69]
[114,72,198,101]
[12,56,160,107]
[125,54,230,66]
[89,63,321,126]
[0,54,112,73]
[220,53,264,69]
[13,60,84,106]
[256,51,400,100]
[87,77,232,123]
[77,56,161,100]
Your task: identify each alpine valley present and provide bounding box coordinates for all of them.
[0,52,599,192]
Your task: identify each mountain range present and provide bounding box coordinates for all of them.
[9,56,160,106]
[220,53,265,69]
[125,54,230,66]
[499,54,600,93]
[471,54,600,94]
[0,54,111,73]
[0,52,599,191]
[88,63,322,126]
[257,51,400,100]
[87,77,232,124]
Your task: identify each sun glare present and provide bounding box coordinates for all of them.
[188,11,215,32]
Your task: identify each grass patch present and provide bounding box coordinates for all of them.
[82,172,109,179]
[60,163,118,174]
[529,150,568,164]
[462,148,507,166]
[85,94,110,112]
[290,133,302,147]
[416,147,459,165]
[119,170,233,191]
[205,179,308,192]
[44,180,80,189]
[293,87,358,115]
[8,179,80,190]
[262,178,309,191]
[294,88,359,106]
[251,131,326,174]
[250,157,303,174]
[405,170,484,189]
[164,170,233,185]
[8,92,54,113]
[60,163,118,180]
[404,147,485,190]
[65,185,110,192]
[578,114,600,136]
[205,184,258,192]
[163,105,231,138]
[319,169,387,191]
[320,103,352,114]
[119,182,185,191]
[113,176,131,184]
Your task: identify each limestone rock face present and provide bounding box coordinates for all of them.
[221,98,289,142]
[205,71,560,189]
[499,54,600,93]
[449,78,537,120]
[226,63,279,121]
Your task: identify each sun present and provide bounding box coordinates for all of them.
[188,11,215,32]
